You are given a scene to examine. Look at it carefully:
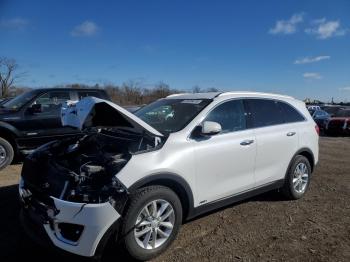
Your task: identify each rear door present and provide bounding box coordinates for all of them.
[193,99,256,204]
[245,99,303,186]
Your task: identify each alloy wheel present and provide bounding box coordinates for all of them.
[134,199,175,250]
[293,162,309,194]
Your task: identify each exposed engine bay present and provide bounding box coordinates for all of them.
[21,128,163,211]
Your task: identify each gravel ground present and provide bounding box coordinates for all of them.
[0,137,349,262]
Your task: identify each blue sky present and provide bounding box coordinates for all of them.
[0,0,350,101]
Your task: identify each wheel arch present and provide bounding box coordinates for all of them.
[127,173,195,221]
[296,148,315,172]
[0,123,18,154]
[286,148,315,177]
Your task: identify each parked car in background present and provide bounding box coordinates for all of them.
[308,109,330,131]
[19,92,318,260]
[307,105,321,111]
[0,97,14,105]
[0,88,110,170]
[321,105,346,117]
[325,109,350,136]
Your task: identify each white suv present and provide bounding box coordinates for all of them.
[19,92,319,260]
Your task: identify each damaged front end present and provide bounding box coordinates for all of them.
[20,131,134,211]
[19,97,164,256]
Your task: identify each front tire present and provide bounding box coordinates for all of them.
[120,186,182,261]
[0,137,14,170]
[282,155,312,200]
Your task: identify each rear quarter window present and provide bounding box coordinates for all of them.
[278,102,305,123]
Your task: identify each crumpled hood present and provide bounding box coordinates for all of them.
[61,97,163,137]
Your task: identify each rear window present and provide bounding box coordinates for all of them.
[246,99,284,128]
[278,102,305,123]
[246,99,305,128]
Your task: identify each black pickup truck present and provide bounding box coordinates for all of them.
[0,88,110,170]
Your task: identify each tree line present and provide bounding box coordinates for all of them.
[1,57,219,105]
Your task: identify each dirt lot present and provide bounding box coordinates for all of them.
[0,137,349,262]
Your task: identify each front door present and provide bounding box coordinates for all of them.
[17,90,79,149]
[193,99,256,205]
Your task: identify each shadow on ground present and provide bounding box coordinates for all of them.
[0,184,285,262]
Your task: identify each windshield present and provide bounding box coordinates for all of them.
[308,109,315,116]
[135,98,212,134]
[1,91,37,110]
[335,110,350,117]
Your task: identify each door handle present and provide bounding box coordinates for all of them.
[240,139,254,146]
[287,132,296,137]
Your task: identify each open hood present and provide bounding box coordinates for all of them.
[61,97,163,137]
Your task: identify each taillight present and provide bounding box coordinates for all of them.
[315,125,320,135]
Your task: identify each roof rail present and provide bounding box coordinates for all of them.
[219,91,294,99]
[166,93,190,98]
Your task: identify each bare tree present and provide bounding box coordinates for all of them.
[206,87,219,92]
[0,57,24,97]
[192,85,201,93]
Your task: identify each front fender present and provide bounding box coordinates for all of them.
[0,121,21,137]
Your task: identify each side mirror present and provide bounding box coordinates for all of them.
[201,121,222,136]
[28,104,42,114]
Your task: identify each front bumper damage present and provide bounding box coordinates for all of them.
[18,97,165,257]
[19,179,124,257]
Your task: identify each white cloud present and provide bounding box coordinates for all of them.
[294,55,330,64]
[71,21,99,37]
[339,86,350,91]
[303,72,322,80]
[0,17,28,30]
[305,18,346,39]
[269,13,304,35]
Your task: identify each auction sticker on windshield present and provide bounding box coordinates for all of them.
[181,100,203,104]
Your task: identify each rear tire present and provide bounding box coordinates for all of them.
[0,137,14,170]
[120,185,182,261]
[282,155,311,200]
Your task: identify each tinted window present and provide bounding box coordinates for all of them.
[246,99,284,128]
[204,100,246,133]
[278,102,305,123]
[32,91,70,115]
[308,109,315,116]
[1,90,38,110]
[314,110,327,117]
